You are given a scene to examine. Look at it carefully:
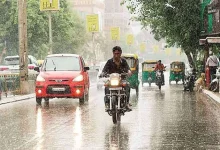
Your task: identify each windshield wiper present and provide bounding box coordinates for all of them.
[51,60,56,71]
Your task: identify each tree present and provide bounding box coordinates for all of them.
[0,0,87,59]
[122,0,201,68]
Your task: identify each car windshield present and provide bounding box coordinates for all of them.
[4,57,31,65]
[4,57,19,65]
[43,56,80,71]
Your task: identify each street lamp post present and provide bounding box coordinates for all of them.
[48,11,53,54]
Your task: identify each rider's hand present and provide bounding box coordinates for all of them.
[128,70,132,77]
[99,72,104,78]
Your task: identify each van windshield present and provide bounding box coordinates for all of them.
[43,56,80,71]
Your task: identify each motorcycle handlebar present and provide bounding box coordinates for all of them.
[99,72,128,78]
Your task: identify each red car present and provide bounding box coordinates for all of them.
[35,54,90,105]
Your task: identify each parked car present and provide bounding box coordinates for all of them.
[0,55,39,72]
[35,54,90,105]
[96,61,106,90]
[88,65,99,82]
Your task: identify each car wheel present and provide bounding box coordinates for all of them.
[79,94,85,104]
[85,89,89,101]
[45,98,49,102]
[36,98,42,105]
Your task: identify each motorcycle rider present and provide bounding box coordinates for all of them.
[100,46,132,111]
[154,60,165,85]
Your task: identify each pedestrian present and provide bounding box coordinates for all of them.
[206,50,219,82]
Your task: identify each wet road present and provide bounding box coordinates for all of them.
[1,72,220,149]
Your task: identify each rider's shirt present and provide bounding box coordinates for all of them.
[102,58,130,74]
[155,63,165,71]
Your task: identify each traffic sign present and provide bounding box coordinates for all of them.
[86,14,99,32]
[40,0,60,11]
[111,27,120,40]
[127,34,134,45]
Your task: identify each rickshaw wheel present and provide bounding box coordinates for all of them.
[159,85,161,90]
[135,86,139,96]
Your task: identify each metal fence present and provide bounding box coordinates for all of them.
[0,72,37,97]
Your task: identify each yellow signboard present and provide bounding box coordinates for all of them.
[86,14,99,32]
[176,48,182,55]
[165,48,171,55]
[111,27,120,40]
[127,34,134,45]
[153,45,159,53]
[40,0,60,11]
[140,43,146,52]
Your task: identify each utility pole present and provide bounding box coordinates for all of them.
[18,0,29,94]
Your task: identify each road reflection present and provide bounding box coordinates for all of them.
[105,125,129,150]
[36,106,44,150]
[73,106,82,149]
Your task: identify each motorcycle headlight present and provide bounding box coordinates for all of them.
[110,79,119,86]
[36,75,45,82]
[73,75,83,82]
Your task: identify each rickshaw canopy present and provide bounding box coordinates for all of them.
[170,61,185,72]
[142,60,158,72]
[121,53,139,71]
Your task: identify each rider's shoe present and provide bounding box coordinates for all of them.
[125,104,132,112]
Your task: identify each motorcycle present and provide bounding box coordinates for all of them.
[100,73,130,124]
[156,70,163,90]
[183,69,197,92]
[209,67,220,92]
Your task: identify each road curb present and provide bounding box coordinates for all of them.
[202,89,220,103]
[0,94,35,105]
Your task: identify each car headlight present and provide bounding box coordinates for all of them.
[110,79,119,86]
[36,75,45,82]
[73,75,83,81]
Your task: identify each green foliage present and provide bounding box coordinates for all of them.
[0,0,87,59]
[123,0,201,67]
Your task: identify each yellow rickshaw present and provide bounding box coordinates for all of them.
[169,61,185,84]
[142,60,158,86]
[121,53,139,95]
[37,60,44,67]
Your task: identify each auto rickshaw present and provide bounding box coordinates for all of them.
[169,61,185,84]
[121,54,139,95]
[141,60,158,86]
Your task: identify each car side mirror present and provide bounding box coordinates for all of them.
[34,67,40,72]
[96,68,99,71]
[84,66,90,71]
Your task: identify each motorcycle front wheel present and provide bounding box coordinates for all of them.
[209,81,219,92]
[112,96,117,124]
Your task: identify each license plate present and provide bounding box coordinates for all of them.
[109,87,122,90]
[52,87,65,91]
